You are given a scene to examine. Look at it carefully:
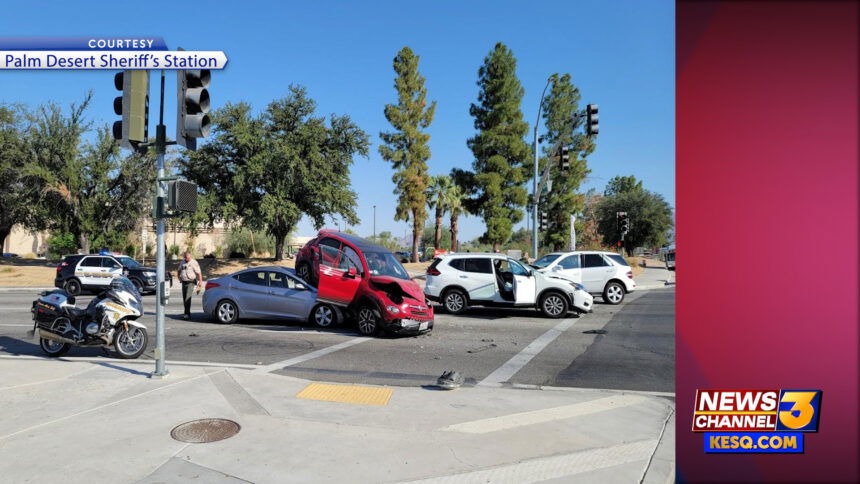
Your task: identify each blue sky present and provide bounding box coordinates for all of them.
[0,0,674,242]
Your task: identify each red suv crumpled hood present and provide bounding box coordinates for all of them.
[369,276,425,302]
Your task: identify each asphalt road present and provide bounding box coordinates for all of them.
[0,287,675,393]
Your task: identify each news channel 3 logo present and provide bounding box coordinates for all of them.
[694,389,822,453]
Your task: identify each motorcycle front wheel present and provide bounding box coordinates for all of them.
[40,338,71,357]
[113,325,148,359]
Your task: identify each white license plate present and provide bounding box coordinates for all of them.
[419,321,429,331]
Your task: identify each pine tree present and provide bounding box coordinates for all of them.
[463,42,530,252]
[541,73,594,251]
[379,47,437,262]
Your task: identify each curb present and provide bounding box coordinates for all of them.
[635,283,675,291]
[0,287,54,293]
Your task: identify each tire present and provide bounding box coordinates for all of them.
[39,337,70,357]
[64,278,81,296]
[296,262,315,287]
[130,278,144,293]
[113,324,148,359]
[539,291,569,318]
[310,303,337,328]
[442,288,468,315]
[603,281,625,305]
[356,305,382,336]
[214,299,239,324]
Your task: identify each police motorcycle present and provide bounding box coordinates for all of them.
[29,275,148,359]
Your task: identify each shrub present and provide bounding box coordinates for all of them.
[47,232,78,259]
[226,228,274,258]
[22,253,36,259]
[169,244,181,257]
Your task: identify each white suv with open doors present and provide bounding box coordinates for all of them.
[424,253,593,318]
[530,251,636,304]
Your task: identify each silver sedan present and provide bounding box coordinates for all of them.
[201,266,340,327]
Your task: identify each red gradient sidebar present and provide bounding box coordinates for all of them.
[677,1,858,482]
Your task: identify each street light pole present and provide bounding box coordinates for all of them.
[373,205,376,239]
[532,75,555,259]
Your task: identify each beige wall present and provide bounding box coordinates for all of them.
[2,224,313,258]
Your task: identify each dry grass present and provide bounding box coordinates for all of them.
[0,264,57,287]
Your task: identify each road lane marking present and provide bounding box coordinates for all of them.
[478,317,578,387]
[0,323,34,327]
[0,308,35,311]
[253,336,370,373]
[296,382,393,406]
[509,383,675,398]
[440,394,647,434]
[400,439,656,483]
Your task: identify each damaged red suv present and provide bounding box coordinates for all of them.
[295,231,433,336]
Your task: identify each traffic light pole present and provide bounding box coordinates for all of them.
[532,76,555,259]
[152,70,169,378]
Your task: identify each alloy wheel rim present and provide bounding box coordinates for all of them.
[544,295,564,316]
[43,339,64,352]
[118,328,144,354]
[446,293,464,312]
[218,303,235,322]
[608,286,622,302]
[315,306,333,326]
[358,308,376,334]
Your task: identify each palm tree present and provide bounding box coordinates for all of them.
[445,183,464,252]
[426,175,453,250]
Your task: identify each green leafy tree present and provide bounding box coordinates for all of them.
[379,47,437,263]
[604,175,643,196]
[24,94,155,253]
[426,175,453,250]
[595,177,673,254]
[421,223,451,251]
[461,42,530,252]
[367,231,402,252]
[181,86,369,260]
[540,73,595,251]
[0,105,40,249]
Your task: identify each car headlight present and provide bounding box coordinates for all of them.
[569,282,585,291]
[386,305,401,314]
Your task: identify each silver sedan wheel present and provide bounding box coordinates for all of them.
[314,305,334,327]
[606,284,624,304]
[445,292,465,313]
[543,294,566,317]
[217,302,237,323]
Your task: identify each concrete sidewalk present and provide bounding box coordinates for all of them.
[633,266,675,291]
[0,358,674,483]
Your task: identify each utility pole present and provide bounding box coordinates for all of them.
[373,205,376,239]
[532,75,556,258]
[153,70,169,377]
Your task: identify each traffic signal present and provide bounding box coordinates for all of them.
[559,145,570,171]
[167,180,198,213]
[176,69,211,150]
[112,70,149,150]
[540,211,549,231]
[617,212,629,235]
[586,104,599,136]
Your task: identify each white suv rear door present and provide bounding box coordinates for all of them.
[456,257,496,301]
[580,253,615,293]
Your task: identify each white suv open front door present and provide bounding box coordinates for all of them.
[509,259,536,305]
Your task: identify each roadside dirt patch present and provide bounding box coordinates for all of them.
[0,263,56,287]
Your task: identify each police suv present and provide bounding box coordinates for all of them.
[54,254,166,295]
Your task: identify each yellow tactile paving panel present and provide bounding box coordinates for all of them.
[295,383,393,406]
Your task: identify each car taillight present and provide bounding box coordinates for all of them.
[427,268,441,276]
[205,282,220,290]
[626,271,633,279]
[57,262,68,272]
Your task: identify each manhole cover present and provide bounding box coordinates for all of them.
[582,329,608,335]
[170,418,241,443]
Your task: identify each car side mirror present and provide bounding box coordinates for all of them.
[347,267,357,278]
[552,266,562,272]
[295,283,307,291]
